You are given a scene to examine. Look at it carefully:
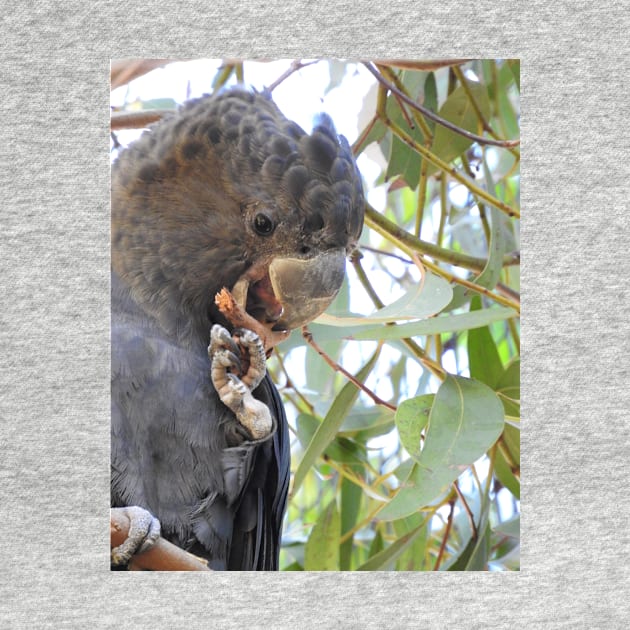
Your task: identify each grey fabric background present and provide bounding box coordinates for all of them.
[1,1,628,627]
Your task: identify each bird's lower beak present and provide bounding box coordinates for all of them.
[268,249,347,330]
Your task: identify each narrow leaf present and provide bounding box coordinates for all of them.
[318,271,452,325]
[356,522,426,570]
[473,156,507,290]
[507,59,520,91]
[428,83,491,175]
[340,477,363,570]
[423,72,438,133]
[304,500,340,571]
[467,295,504,388]
[291,348,380,494]
[493,515,520,539]
[327,307,517,341]
[385,70,427,189]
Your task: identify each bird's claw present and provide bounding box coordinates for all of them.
[111,506,161,566]
[209,324,273,440]
[231,327,267,390]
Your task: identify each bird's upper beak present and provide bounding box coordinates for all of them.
[233,249,347,332]
[268,249,347,330]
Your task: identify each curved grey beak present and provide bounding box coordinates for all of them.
[269,249,347,330]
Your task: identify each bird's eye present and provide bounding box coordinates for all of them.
[253,213,275,236]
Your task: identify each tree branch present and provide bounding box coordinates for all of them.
[111,509,211,571]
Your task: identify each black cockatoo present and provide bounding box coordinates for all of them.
[110,88,365,570]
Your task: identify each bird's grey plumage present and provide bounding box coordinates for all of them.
[111,88,363,570]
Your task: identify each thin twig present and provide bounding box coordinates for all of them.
[301,328,397,411]
[111,109,174,130]
[433,500,455,570]
[111,59,175,90]
[454,480,478,540]
[374,59,471,72]
[272,348,315,414]
[267,59,320,92]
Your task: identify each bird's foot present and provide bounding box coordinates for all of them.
[111,506,161,567]
[209,324,273,440]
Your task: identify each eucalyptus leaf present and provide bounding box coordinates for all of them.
[296,414,368,466]
[428,82,491,175]
[507,59,520,91]
[378,375,504,521]
[473,156,507,290]
[494,447,520,499]
[356,522,426,570]
[292,348,380,495]
[340,477,363,570]
[395,394,433,460]
[493,514,520,539]
[468,295,504,388]
[423,72,438,133]
[385,70,427,189]
[304,500,340,571]
[313,307,517,342]
[316,271,452,326]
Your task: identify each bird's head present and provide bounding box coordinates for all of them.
[112,89,364,341]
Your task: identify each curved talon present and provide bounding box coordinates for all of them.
[209,323,240,357]
[111,506,161,566]
[209,324,273,440]
[212,348,242,375]
[233,328,267,390]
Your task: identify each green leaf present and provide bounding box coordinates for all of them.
[423,72,438,134]
[318,271,452,325]
[444,488,492,571]
[291,348,380,494]
[355,119,387,155]
[507,59,520,91]
[378,375,504,521]
[428,82,491,175]
[312,307,517,342]
[385,70,427,189]
[493,514,520,539]
[447,520,492,571]
[494,448,519,499]
[497,359,520,417]
[496,361,520,466]
[356,522,426,570]
[498,88,520,139]
[296,414,368,466]
[395,394,433,460]
[340,477,363,570]
[467,295,504,388]
[131,97,178,111]
[473,156,508,290]
[282,561,304,571]
[339,407,395,440]
[494,359,520,498]
[393,512,429,570]
[367,529,384,558]
[304,500,340,571]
